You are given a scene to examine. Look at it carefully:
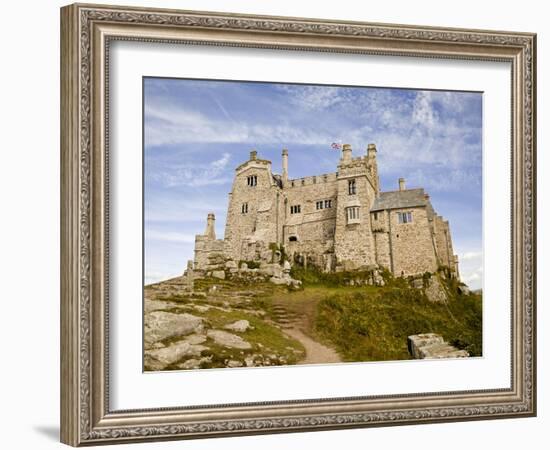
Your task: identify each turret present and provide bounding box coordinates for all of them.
[341,144,352,163]
[367,143,377,158]
[204,213,216,239]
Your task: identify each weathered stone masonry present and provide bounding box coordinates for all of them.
[192,144,460,279]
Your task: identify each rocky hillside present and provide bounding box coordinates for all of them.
[144,274,306,371]
[144,263,481,371]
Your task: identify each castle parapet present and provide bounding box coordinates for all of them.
[288,172,337,187]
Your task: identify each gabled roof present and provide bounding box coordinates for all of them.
[370,188,427,212]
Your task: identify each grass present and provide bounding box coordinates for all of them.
[288,265,482,361]
[314,284,482,362]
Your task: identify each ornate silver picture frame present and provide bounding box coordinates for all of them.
[60,3,536,446]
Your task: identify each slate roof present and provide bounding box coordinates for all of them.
[370,188,428,212]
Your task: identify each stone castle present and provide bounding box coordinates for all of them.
[192,144,459,279]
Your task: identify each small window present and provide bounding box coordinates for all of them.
[325,199,332,209]
[289,236,298,242]
[346,206,360,223]
[348,179,357,195]
[290,205,301,214]
[397,211,413,224]
[373,212,378,221]
[247,175,257,187]
[316,201,323,210]
[241,203,248,214]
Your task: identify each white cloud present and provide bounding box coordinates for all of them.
[412,91,438,128]
[456,249,483,290]
[145,230,196,243]
[149,152,232,188]
[276,85,343,110]
[145,102,335,147]
[144,270,184,285]
[460,251,483,261]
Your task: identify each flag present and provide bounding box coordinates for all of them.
[331,142,341,150]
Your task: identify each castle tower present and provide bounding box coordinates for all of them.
[334,143,378,270]
[223,150,282,262]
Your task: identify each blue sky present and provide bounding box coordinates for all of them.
[144,78,483,289]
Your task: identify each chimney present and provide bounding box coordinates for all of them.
[205,213,216,240]
[342,144,352,163]
[250,150,257,161]
[367,143,377,158]
[282,148,288,182]
[399,178,406,191]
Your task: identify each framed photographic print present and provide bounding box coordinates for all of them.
[60,3,536,446]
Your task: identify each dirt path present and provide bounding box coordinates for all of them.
[283,328,342,364]
[270,291,342,364]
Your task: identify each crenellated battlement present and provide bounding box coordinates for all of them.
[287,172,338,188]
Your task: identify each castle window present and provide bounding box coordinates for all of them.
[241,203,248,214]
[373,212,378,221]
[348,179,357,195]
[346,206,360,224]
[397,211,413,224]
[247,175,257,187]
[289,236,298,242]
[316,201,323,210]
[325,199,332,209]
[290,205,301,214]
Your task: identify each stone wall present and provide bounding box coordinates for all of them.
[388,206,438,276]
[433,215,458,274]
[371,209,390,270]
[193,235,225,271]
[282,177,338,261]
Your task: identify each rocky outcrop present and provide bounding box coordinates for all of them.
[144,312,204,348]
[145,340,208,370]
[424,277,448,303]
[189,258,303,288]
[207,329,252,349]
[408,333,469,359]
[224,319,251,333]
